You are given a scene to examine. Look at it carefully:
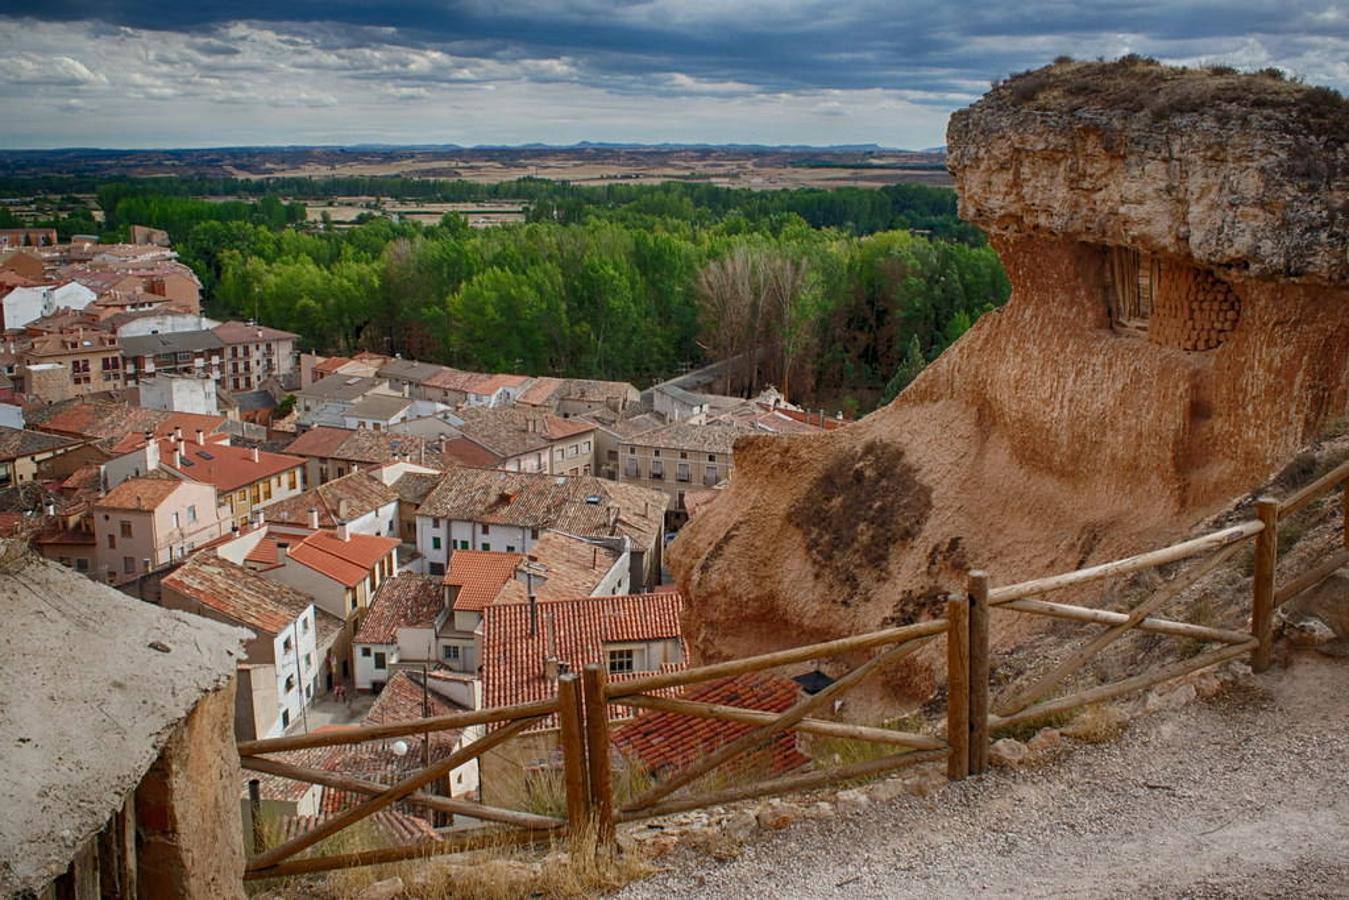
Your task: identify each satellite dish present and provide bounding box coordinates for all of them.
[391,740,409,757]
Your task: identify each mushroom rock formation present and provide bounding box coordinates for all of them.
[669,60,1348,695]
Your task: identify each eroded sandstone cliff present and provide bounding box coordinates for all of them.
[670,60,1348,703]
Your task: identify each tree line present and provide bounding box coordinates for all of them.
[4,178,1008,413]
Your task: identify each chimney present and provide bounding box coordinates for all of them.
[545,611,558,657]
[337,522,350,542]
[174,425,183,441]
[338,498,351,520]
[172,448,182,468]
[607,506,619,531]
[43,501,55,516]
[277,541,289,561]
[195,428,205,445]
[544,656,560,680]
[249,447,260,463]
[307,506,319,530]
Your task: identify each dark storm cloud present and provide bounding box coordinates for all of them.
[16,1,1348,94]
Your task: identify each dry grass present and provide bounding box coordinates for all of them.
[991,55,1349,143]
[259,819,653,900]
[1062,704,1130,744]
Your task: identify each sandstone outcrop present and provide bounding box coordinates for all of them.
[669,60,1348,705]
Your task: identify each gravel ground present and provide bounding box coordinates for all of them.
[619,653,1349,899]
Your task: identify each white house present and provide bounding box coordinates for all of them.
[115,312,220,338]
[2,282,96,330]
[160,552,343,739]
[139,373,219,415]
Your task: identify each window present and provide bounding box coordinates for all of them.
[288,470,298,490]
[704,466,720,487]
[301,615,310,633]
[624,458,638,478]
[530,528,540,539]
[123,556,135,574]
[432,536,442,550]
[172,511,180,530]
[708,454,717,463]
[432,518,441,529]
[429,561,445,576]
[649,460,664,481]
[349,594,358,612]
[653,449,661,458]
[285,674,295,692]
[107,534,115,549]
[481,543,490,551]
[627,446,635,454]
[373,651,387,670]
[281,709,290,728]
[75,558,89,572]
[443,645,460,661]
[506,545,516,553]
[607,648,635,674]
[304,653,312,671]
[583,440,591,453]
[187,504,197,523]
[119,521,132,538]
[676,463,690,483]
[481,524,490,535]
[283,636,293,653]
[456,540,470,550]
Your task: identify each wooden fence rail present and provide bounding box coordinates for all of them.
[237,461,1348,881]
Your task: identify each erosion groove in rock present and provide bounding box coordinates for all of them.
[669,61,1349,703]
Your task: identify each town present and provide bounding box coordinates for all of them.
[0,223,853,860]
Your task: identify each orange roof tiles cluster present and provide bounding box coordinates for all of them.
[354,575,445,644]
[481,592,686,713]
[287,529,399,587]
[93,475,182,511]
[494,531,622,604]
[160,437,303,493]
[263,469,396,528]
[443,550,523,612]
[162,551,340,642]
[611,672,810,778]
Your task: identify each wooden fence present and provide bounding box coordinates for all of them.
[236,458,1349,880]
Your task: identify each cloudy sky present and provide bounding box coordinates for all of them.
[1,1,1345,149]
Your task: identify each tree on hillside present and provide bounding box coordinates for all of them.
[881,335,928,405]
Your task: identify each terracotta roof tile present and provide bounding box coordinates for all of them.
[494,531,621,604]
[286,529,399,588]
[163,552,341,643]
[354,575,445,644]
[94,475,182,511]
[0,427,79,461]
[282,426,353,458]
[160,437,303,493]
[264,470,396,528]
[482,593,686,719]
[443,550,523,612]
[611,672,810,778]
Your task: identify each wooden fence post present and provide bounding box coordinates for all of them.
[945,593,969,780]
[1252,498,1279,672]
[556,673,591,836]
[248,778,264,855]
[967,571,991,775]
[1342,483,1348,550]
[581,664,615,845]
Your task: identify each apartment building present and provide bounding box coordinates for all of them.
[92,475,228,583]
[213,320,299,392]
[157,433,306,527]
[617,422,750,517]
[20,330,122,395]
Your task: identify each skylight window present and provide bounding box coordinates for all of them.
[197,451,215,460]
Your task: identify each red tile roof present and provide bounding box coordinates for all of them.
[443,550,523,612]
[363,670,464,757]
[354,575,444,644]
[287,529,399,587]
[94,475,183,511]
[611,672,810,778]
[312,356,351,375]
[212,320,299,343]
[160,437,303,493]
[263,470,396,528]
[282,426,354,458]
[481,593,686,715]
[162,551,337,639]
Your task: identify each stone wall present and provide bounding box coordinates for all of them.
[1149,261,1242,352]
[135,683,247,900]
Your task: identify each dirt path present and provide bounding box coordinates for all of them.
[619,653,1349,899]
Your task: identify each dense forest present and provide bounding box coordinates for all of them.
[3,178,1009,413]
